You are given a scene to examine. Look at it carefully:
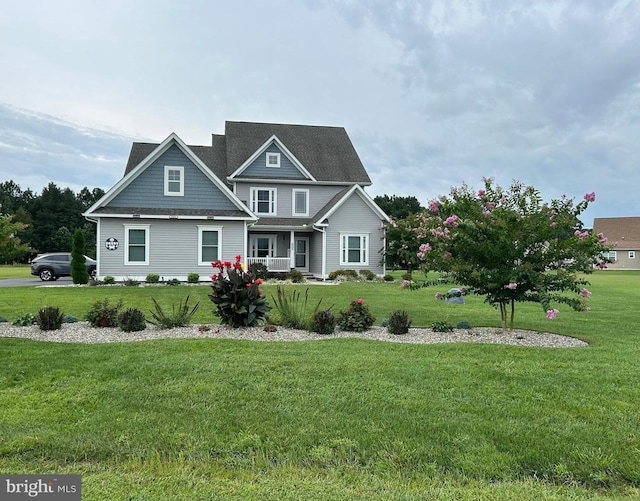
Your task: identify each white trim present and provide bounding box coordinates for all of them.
[84,133,255,219]
[629,251,636,259]
[250,187,277,215]
[340,233,369,266]
[228,135,316,181]
[124,224,150,265]
[292,188,309,217]
[266,152,281,168]
[197,225,223,265]
[250,234,277,258]
[314,185,391,226]
[164,166,184,196]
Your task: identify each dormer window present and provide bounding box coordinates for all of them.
[266,152,280,168]
[164,166,184,196]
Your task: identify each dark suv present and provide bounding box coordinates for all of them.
[30,253,97,281]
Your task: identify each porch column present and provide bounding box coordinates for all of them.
[290,230,295,269]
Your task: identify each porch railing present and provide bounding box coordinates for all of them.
[247,257,291,272]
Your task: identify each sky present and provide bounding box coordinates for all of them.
[1,0,639,225]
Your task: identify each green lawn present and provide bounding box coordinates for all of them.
[1,272,639,500]
[0,264,31,279]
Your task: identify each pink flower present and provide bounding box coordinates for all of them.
[444,251,452,257]
[486,201,496,210]
[574,230,589,240]
[428,199,440,212]
[598,232,608,243]
[504,282,517,290]
[444,215,459,227]
[435,292,442,300]
[599,260,608,269]
[417,252,425,260]
[500,196,507,205]
[357,298,364,304]
[482,210,491,217]
[584,192,596,202]
[550,222,557,228]
[478,189,486,198]
[546,309,559,320]
[579,288,591,298]
[401,280,411,288]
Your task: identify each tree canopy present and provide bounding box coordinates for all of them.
[412,178,610,329]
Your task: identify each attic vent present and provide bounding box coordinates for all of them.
[132,214,140,218]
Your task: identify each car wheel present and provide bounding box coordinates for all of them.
[39,268,54,281]
[89,267,97,279]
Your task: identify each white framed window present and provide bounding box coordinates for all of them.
[340,233,368,265]
[266,152,280,168]
[292,189,309,217]
[164,166,184,196]
[198,225,222,265]
[629,251,636,259]
[124,224,150,265]
[603,250,617,262]
[251,187,277,215]
[250,235,276,258]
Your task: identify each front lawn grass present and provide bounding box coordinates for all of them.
[1,271,639,499]
[0,264,31,279]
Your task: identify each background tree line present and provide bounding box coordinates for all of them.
[0,180,104,264]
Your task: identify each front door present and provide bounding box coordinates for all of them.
[294,237,309,272]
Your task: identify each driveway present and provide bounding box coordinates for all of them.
[0,277,73,287]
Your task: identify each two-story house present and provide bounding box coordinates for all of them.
[84,121,391,281]
[593,217,640,270]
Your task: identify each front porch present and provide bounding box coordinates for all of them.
[247,231,312,273]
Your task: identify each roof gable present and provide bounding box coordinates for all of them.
[313,185,390,226]
[228,135,315,181]
[224,121,371,184]
[85,133,251,218]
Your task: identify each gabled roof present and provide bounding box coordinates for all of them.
[224,121,371,184]
[85,133,253,219]
[593,217,640,249]
[313,184,390,225]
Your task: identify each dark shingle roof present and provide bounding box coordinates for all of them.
[224,121,371,183]
[593,217,640,249]
[122,122,370,184]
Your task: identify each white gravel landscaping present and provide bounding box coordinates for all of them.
[0,322,588,348]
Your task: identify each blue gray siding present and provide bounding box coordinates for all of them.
[238,144,307,180]
[96,218,246,281]
[108,144,237,210]
[325,193,385,275]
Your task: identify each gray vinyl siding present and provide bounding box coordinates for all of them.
[239,144,307,180]
[108,144,237,211]
[309,230,323,277]
[235,183,346,218]
[96,218,245,280]
[325,193,385,275]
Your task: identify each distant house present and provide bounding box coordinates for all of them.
[593,217,640,270]
[84,121,391,281]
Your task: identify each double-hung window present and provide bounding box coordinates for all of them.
[340,233,368,265]
[251,187,277,215]
[164,166,184,196]
[292,189,309,217]
[198,226,222,265]
[124,224,150,265]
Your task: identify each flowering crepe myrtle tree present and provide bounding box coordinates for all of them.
[414,178,611,330]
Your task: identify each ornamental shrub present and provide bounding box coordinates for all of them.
[103,275,116,285]
[209,255,271,327]
[145,273,160,284]
[387,309,411,335]
[71,228,89,284]
[36,306,64,331]
[86,299,122,328]
[359,269,376,281]
[13,313,35,326]
[287,269,305,283]
[432,320,454,333]
[337,299,375,332]
[118,307,147,332]
[311,309,336,335]
[187,273,200,284]
[328,269,358,281]
[149,296,199,329]
[271,286,318,330]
